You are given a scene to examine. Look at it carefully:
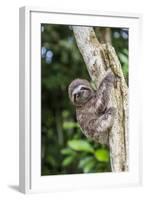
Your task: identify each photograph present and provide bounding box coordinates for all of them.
[41,24,129,176]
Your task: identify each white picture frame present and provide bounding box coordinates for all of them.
[19,6,142,194]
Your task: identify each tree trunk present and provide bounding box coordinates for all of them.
[72,26,128,172]
[95,27,112,44]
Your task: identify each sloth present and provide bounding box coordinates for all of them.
[68,71,116,142]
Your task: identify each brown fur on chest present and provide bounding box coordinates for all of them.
[76,96,98,131]
[76,96,97,115]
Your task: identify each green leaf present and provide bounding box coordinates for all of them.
[123,48,128,56]
[123,64,128,75]
[61,148,75,155]
[46,155,57,167]
[62,156,75,167]
[118,52,128,64]
[62,110,70,118]
[68,140,94,153]
[95,149,109,162]
[83,160,96,173]
[78,156,94,169]
[63,121,79,129]
[59,40,72,50]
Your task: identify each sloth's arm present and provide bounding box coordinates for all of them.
[95,71,115,114]
[86,107,116,139]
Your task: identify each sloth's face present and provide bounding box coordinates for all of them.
[72,84,92,105]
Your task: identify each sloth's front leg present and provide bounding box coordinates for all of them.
[86,107,116,140]
[95,71,115,114]
[96,107,116,134]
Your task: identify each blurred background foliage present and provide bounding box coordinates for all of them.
[41,24,128,175]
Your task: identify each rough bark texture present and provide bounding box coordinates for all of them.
[95,27,112,44]
[72,26,128,172]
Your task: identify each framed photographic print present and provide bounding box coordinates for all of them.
[19,6,142,193]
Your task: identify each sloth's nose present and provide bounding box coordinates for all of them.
[76,92,81,97]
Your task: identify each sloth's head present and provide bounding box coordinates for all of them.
[68,79,94,106]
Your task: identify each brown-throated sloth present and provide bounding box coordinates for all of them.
[68,71,116,142]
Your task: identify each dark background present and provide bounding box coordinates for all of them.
[41,24,128,175]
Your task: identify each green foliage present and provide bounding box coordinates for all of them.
[61,148,75,155]
[63,121,79,129]
[112,29,129,84]
[41,24,128,175]
[68,140,94,153]
[78,156,97,173]
[95,149,109,162]
[118,50,128,82]
[62,155,76,167]
[61,138,111,173]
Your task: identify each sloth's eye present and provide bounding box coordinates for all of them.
[80,87,89,91]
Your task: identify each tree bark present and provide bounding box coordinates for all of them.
[72,26,128,172]
[95,27,112,44]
